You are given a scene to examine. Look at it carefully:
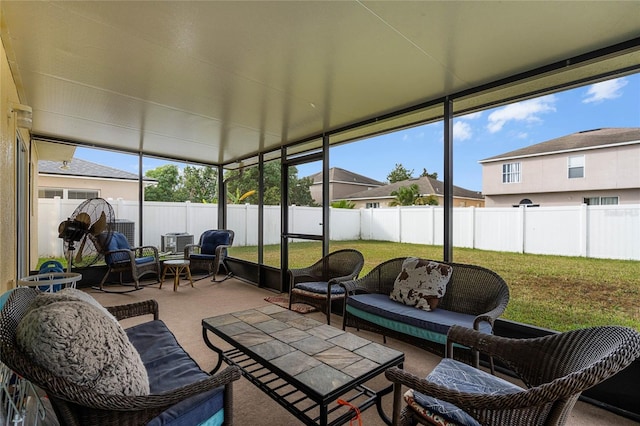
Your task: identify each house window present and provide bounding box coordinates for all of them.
[68,189,99,200]
[366,202,380,208]
[568,155,584,179]
[584,196,619,205]
[38,188,63,198]
[502,162,521,183]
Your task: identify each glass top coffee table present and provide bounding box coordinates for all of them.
[202,304,404,426]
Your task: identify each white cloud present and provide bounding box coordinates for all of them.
[582,78,628,104]
[487,95,556,133]
[460,111,483,120]
[453,121,472,140]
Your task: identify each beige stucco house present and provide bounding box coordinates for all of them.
[38,158,148,201]
[307,167,385,205]
[339,176,485,208]
[479,128,640,207]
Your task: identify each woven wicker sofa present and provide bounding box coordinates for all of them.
[0,287,241,426]
[340,257,510,363]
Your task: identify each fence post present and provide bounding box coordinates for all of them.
[470,206,476,249]
[54,197,63,257]
[579,203,588,257]
[518,205,525,254]
[185,201,191,234]
[397,206,402,243]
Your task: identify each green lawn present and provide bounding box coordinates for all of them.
[228,240,640,332]
[40,240,640,332]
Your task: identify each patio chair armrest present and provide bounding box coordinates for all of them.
[133,245,159,259]
[183,243,202,258]
[106,299,159,321]
[328,273,359,286]
[340,279,365,295]
[214,243,231,258]
[446,325,515,360]
[288,267,318,283]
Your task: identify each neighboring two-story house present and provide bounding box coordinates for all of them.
[479,128,640,207]
[339,175,484,208]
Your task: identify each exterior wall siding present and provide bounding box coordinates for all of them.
[482,144,640,207]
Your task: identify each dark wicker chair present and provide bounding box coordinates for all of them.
[184,230,234,281]
[341,257,510,363]
[98,231,161,291]
[385,324,640,426]
[288,249,364,325]
[0,287,241,426]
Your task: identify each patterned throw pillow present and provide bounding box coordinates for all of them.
[389,257,453,311]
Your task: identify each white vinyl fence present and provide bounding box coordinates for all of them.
[39,198,640,261]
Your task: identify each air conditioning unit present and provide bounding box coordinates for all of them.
[161,233,194,254]
[113,219,135,247]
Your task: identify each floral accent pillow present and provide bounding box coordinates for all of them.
[389,257,453,311]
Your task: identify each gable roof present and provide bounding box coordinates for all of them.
[340,176,483,201]
[480,128,640,163]
[38,158,149,181]
[308,167,385,186]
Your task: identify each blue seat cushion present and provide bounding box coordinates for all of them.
[345,294,492,345]
[294,281,345,295]
[126,320,224,426]
[200,231,230,255]
[104,232,132,264]
[407,358,522,425]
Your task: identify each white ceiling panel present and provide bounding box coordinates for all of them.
[2,1,639,165]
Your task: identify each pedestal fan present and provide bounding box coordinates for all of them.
[58,198,116,273]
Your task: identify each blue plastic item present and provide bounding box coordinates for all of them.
[37,260,65,292]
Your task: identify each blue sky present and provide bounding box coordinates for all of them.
[76,73,639,192]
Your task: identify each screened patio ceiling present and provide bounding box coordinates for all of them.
[2,1,639,167]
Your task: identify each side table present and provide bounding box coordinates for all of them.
[161,259,193,291]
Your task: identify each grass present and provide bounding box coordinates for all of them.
[40,240,640,332]
[228,240,640,332]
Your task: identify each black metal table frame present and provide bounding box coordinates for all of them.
[202,321,404,426]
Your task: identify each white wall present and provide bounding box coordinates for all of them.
[39,198,640,261]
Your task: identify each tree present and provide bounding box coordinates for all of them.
[224,162,315,206]
[419,168,438,180]
[387,163,413,183]
[144,164,186,201]
[183,165,218,203]
[331,200,355,209]
[389,184,420,206]
[416,194,439,205]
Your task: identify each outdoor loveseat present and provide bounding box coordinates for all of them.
[341,257,510,364]
[0,287,240,426]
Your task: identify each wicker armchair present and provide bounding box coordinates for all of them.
[98,231,161,291]
[385,324,640,426]
[184,230,234,281]
[288,249,364,325]
[0,287,241,426]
